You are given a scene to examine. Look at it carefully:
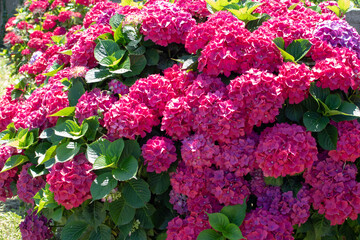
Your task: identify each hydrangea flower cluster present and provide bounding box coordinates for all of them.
[0,86,22,132]
[75,88,116,125]
[108,80,130,95]
[304,156,360,225]
[140,1,196,46]
[19,210,53,240]
[256,123,318,178]
[142,136,177,173]
[0,145,19,201]
[16,163,46,204]
[166,214,210,240]
[46,154,95,210]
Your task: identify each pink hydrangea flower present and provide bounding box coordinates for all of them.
[20,210,53,240]
[166,214,210,240]
[108,80,130,95]
[0,145,19,202]
[174,0,210,18]
[46,154,96,210]
[256,123,318,178]
[142,136,177,173]
[17,163,46,204]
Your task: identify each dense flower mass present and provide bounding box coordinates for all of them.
[19,210,53,240]
[17,163,46,204]
[46,154,95,210]
[0,145,19,202]
[256,123,318,178]
[142,136,177,173]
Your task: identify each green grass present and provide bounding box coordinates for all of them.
[0,57,19,96]
[0,198,26,240]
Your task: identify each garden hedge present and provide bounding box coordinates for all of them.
[2,0,360,239]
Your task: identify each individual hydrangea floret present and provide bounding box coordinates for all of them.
[103,96,160,140]
[255,123,318,178]
[75,88,116,125]
[20,209,53,240]
[17,163,46,204]
[46,154,96,210]
[141,1,196,46]
[277,62,314,104]
[328,120,360,162]
[142,136,177,173]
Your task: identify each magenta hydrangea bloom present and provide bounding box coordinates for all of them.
[181,134,220,169]
[29,0,49,14]
[83,1,121,28]
[163,64,196,97]
[256,123,318,178]
[0,86,22,132]
[166,214,210,240]
[174,0,209,18]
[75,88,116,125]
[227,69,284,130]
[0,145,19,202]
[240,209,294,240]
[314,20,360,59]
[304,156,360,225]
[169,190,188,215]
[277,62,314,104]
[329,120,360,162]
[128,74,176,114]
[141,1,196,46]
[70,24,112,68]
[20,210,53,240]
[103,96,160,140]
[46,154,96,210]
[43,14,58,30]
[142,136,177,173]
[108,79,130,95]
[313,47,360,93]
[17,163,46,204]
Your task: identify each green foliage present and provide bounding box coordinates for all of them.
[273,38,312,63]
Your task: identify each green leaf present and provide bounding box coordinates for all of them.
[317,124,338,151]
[59,49,72,56]
[127,45,146,56]
[11,89,23,100]
[221,203,247,227]
[53,120,86,140]
[277,47,296,62]
[197,229,224,240]
[38,145,57,165]
[148,172,170,195]
[91,172,118,200]
[93,155,116,170]
[107,138,125,163]
[207,213,230,232]
[337,101,360,118]
[112,156,138,181]
[288,3,298,10]
[246,13,271,32]
[326,5,341,17]
[68,78,85,107]
[82,116,99,141]
[303,112,329,132]
[285,39,312,62]
[325,94,341,110]
[222,223,244,240]
[86,138,111,164]
[52,207,64,222]
[1,155,28,173]
[109,14,125,30]
[122,179,151,208]
[264,176,283,186]
[145,48,160,66]
[28,165,48,178]
[61,220,88,240]
[49,107,76,117]
[99,56,117,67]
[125,229,147,240]
[309,83,330,102]
[309,5,322,13]
[43,62,64,77]
[89,225,111,240]
[135,204,156,229]
[123,55,147,77]
[302,95,319,112]
[83,201,106,228]
[94,40,121,62]
[120,140,141,161]
[285,104,304,122]
[85,68,113,83]
[338,0,350,13]
[109,197,136,226]
[273,37,285,49]
[55,141,80,163]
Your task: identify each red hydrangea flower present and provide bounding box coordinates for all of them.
[0,86,22,132]
[277,62,314,104]
[43,14,58,30]
[304,156,360,225]
[58,11,82,23]
[65,25,83,49]
[141,1,196,46]
[240,209,294,240]
[16,163,46,204]
[166,214,210,240]
[256,123,318,178]
[75,88,116,125]
[51,0,65,9]
[46,154,95,210]
[53,27,67,36]
[83,2,121,28]
[5,17,17,29]
[3,32,23,46]
[0,145,19,202]
[29,0,49,14]
[329,120,360,162]
[142,136,177,173]
[169,190,188,215]
[163,64,196,97]
[70,24,112,68]
[20,210,53,240]
[103,96,160,140]
[128,74,176,114]
[108,80,130,95]
[227,69,284,130]
[174,0,210,18]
